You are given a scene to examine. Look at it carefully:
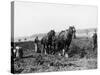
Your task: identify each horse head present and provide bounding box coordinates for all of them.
[67,26,75,35]
[47,30,55,37]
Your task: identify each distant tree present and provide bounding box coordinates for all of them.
[18,39,21,42]
[86,30,89,39]
[24,38,27,41]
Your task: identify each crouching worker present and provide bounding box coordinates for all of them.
[15,46,23,60]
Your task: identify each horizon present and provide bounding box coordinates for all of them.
[14,27,97,40]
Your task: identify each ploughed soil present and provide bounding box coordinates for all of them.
[13,38,97,74]
[13,53,97,74]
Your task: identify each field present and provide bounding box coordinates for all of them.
[13,37,97,74]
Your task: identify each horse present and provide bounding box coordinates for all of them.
[52,26,75,57]
[41,30,55,54]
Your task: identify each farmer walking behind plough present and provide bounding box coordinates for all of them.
[34,36,39,53]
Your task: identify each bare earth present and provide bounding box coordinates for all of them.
[14,53,97,74]
[13,38,97,74]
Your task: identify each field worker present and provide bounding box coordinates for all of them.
[34,36,39,52]
[73,26,76,39]
[15,46,20,58]
[92,30,97,50]
[16,46,23,59]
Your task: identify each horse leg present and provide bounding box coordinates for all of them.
[64,46,69,58]
[53,43,56,54]
[48,44,51,54]
[42,44,44,54]
[62,49,65,56]
[49,44,51,54]
[35,43,37,53]
[48,44,50,54]
[50,44,54,55]
[44,44,47,55]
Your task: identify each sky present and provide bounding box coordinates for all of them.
[14,1,98,37]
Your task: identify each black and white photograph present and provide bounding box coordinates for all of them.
[11,1,98,74]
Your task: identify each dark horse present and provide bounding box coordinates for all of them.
[41,30,55,54]
[52,26,75,57]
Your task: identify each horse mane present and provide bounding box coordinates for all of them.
[58,30,65,36]
[58,26,74,41]
[58,30,69,39]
